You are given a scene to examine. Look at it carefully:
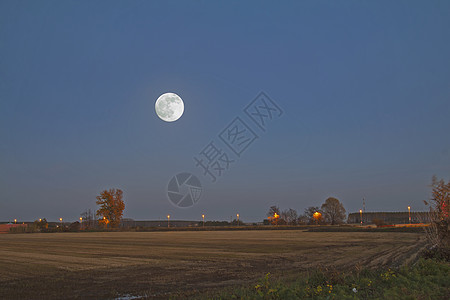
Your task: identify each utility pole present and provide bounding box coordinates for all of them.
[408,206,411,224]
[363,197,366,224]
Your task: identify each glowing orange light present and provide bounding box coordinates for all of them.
[268,213,280,225]
[101,216,109,225]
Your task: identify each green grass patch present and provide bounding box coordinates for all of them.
[307,226,425,233]
[196,258,449,300]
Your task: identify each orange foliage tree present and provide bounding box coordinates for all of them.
[424,176,450,251]
[96,189,125,228]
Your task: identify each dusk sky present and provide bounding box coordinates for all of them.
[1,1,449,223]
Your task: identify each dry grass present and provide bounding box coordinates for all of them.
[0,230,425,299]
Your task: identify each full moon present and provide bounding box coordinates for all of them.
[155,92,184,122]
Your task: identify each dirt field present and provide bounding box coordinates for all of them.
[0,230,425,299]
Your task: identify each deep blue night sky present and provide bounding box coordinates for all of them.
[1,1,449,222]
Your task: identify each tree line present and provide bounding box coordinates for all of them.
[265,197,347,225]
[51,176,450,233]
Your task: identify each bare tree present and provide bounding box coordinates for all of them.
[297,214,310,225]
[267,205,282,225]
[287,208,298,225]
[304,206,322,224]
[80,209,95,229]
[281,208,298,225]
[321,197,346,225]
[267,206,280,218]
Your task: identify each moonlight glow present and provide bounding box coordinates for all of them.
[155,93,184,122]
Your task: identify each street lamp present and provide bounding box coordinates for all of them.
[80,217,83,229]
[39,219,42,222]
[14,219,17,224]
[274,212,280,226]
[202,214,205,227]
[313,211,321,225]
[359,209,363,225]
[408,206,411,224]
[237,213,240,226]
[167,215,170,228]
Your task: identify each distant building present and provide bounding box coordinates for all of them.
[347,211,430,225]
[0,223,27,234]
[121,219,199,228]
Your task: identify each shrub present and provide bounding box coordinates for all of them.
[198,259,450,300]
[423,176,450,258]
[372,219,384,227]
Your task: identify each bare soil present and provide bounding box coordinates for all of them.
[0,230,425,299]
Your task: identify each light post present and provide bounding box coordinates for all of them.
[60,217,63,227]
[167,215,170,228]
[359,210,363,225]
[408,206,411,224]
[237,213,239,226]
[39,219,42,222]
[202,214,205,228]
[14,219,17,224]
[80,217,83,229]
